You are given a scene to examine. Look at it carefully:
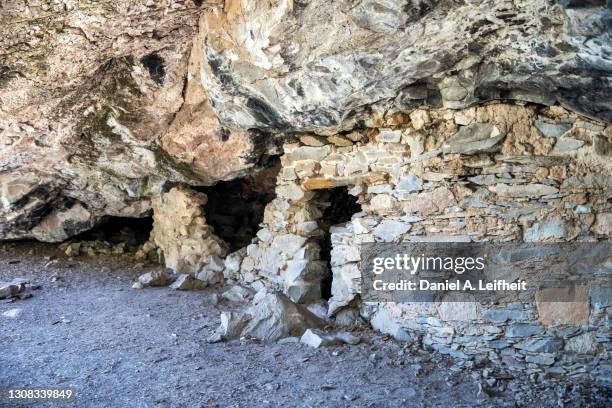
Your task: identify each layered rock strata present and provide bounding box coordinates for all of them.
[0,0,274,241]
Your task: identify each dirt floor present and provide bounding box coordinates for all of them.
[0,242,609,408]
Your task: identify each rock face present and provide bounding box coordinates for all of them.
[1,0,611,242]
[1,1,196,241]
[0,1,273,242]
[200,0,612,134]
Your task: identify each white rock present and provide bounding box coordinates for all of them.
[523,218,566,242]
[409,109,430,130]
[246,244,259,258]
[196,270,222,286]
[300,329,361,348]
[256,228,272,242]
[370,307,413,342]
[295,221,319,235]
[330,245,361,265]
[214,291,326,342]
[565,332,599,355]
[373,219,411,242]
[396,174,422,192]
[222,285,255,302]
[368,184,394,194]
[305,301,330,321]
[210,311,251,342]
[437,293,479,321]
[138,270,170,287]
[345,151,369,175]
[493,183,559,197]
[351,218,370,234]
[2,308,22,318]
[276,183,311,201]
[376,128,402,143]
[368,194,397,212]
[285,260,327,282]
[224,249,245,275]
[271,234,308,254]
[348,185,363,196]
[286,146,331,162]
[170,274,200,290]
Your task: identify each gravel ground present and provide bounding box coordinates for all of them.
[0,241,609,408]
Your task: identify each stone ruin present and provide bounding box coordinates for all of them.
[129,102,611,381]
[1,0,611,384]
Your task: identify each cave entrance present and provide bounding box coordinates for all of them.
[198,161,280,252]
[74,216,153,247]
[315,187,362,300]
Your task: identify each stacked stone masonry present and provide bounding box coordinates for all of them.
[193,102,611,381]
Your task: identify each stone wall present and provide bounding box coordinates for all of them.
[150,187,228,274]
[212,102,611,380]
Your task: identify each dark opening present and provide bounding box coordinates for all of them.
[73,216,153,247]
[198,160,280,252]
[140,53,165,85]
[316,187,361,300]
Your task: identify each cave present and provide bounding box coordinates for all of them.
[73,216,153,247]
[198,161,280,252]
[315,187,362,300]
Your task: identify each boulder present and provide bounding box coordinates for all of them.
[137,270,171,287]
[209,312,252,343]
[169,274,203,290]
[212,291,326,342]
